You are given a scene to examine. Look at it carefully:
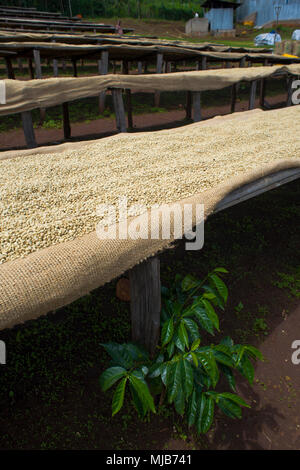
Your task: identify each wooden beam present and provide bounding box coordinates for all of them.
[62,102,71,139]
[129,257,161,356]
[249,80,257,110]
[193,91,202,122]
[112,88,127,133]
[21,111,37,149]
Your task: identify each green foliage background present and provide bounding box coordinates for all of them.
[0,0,208,21]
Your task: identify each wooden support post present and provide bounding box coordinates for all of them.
[201,56,207,70]
[52,39,58,77]
[144,62,148,73]
[33,49,42,78]
[72,58,78,77]
[137,61,143,74]
[155,53,163,107]
[259,59,268,108]
[62,60,67,73]
[192,92,202,122]
[99,50,109,113]
[231,83,237,113]
[17,58,23,73]
[112,88,127,133]
[286,75,294,107]
[167,62,172,73]
[196,60,200,71]
[21,111,37,149]
[239,57,246,68]
[126,89,133,129]
[129,257,161,356]
[249,80,257,110]
[33,49,45,123]
[5,57,15,79]
[186,90,192,120]
[62,102,71,139]
[28,58,34,79]
[226,61,232,68]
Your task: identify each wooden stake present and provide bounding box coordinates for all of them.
[129,257,161,356]
[112,88,127,133]
[21,111,37,149]
[201,56,207,70]
[62,102,71,139]
[137,61,143,74]
[193,92,202,122]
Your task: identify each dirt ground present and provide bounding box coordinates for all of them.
[0,179,299,450]
[0,92,287,151]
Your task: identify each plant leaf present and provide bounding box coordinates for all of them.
[112,377,127,416]
[178,321,189,350]
[193,305,214,335]
[161,317,174,346]
[129,373,156,414]
[209,274,228,303]
[201,299,220,331]
[217,393,250,408]
[187,389,197,427]
[201,396,215,433]
[183,318,200,342]
[217,397,242,419]
[181,274,199,291]
[174,388,185,416]
[99,366,126,392]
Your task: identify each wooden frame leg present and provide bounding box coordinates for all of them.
[186,90,192,120]
[21,111,37,149]
[154,53,163,107]
[99,50,109,113]
[231,83,237,113]
[62,102,71,139]
[249,80,257,110]
[192,92,202,122]
[129,257,161,356]
[112,88,127,133]
[286,75,294,107]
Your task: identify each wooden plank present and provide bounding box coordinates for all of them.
[193,91,202,122]
[112,88,127,133]
[99,50,109,113]
[129,257,161,356]
[62,102,71,139]
[215,168,300,214]
[249,80,257,110]
[21,111,37,148]
[154,52,163,107]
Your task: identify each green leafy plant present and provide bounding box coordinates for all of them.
[99,268,263,434]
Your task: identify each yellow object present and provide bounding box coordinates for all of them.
[243,21,254,26]
[282,53,299,58]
